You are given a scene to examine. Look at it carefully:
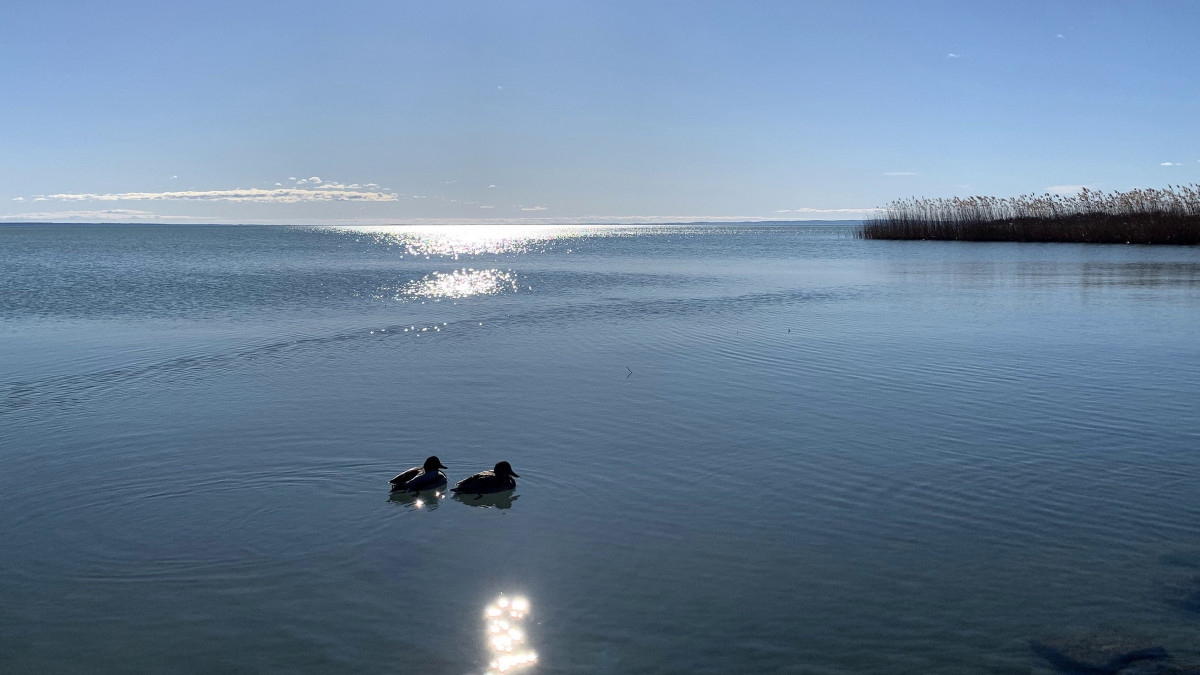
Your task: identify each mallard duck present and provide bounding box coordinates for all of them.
[450,461,520,498]
[389,456,448,493]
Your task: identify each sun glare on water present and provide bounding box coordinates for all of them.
[403,268,519,299]
[336,224,584,257]
[484,594,537,674]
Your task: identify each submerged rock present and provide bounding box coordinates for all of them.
[1031,630,1168,674]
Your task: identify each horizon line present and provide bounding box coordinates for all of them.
[0,217,866,227]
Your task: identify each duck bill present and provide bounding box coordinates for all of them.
[509,471,520,478]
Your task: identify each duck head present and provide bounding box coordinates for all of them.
[494,461,520,478]
[424,456,448,471]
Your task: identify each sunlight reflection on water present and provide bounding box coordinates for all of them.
[484,594,537,674]
[332,225,584,256]
[403,268,520,299]
[387,489,446,511]
[363,268,520,302]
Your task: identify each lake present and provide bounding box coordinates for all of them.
[2,223,1199,673]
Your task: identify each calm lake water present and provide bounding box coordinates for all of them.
[2,223,1199,673]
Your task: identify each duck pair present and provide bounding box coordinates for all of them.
[389,456,520,497]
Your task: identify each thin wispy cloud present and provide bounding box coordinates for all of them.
[946,53,963,59]
[1056,33,1065,39]
[519,206,548,211]
[883,171,918,177]
[35,188,399,203]
[279,176,390,192]
[1161,162,1180,166]
[0,209,208,222]
[23,175,401,204]
[12,196,24,201]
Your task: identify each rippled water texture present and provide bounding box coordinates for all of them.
[2,223,1200,672]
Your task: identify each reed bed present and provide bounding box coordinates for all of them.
[859,185,1200,244]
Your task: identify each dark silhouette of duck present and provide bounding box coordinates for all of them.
[389,456,448,493]
[450,461,520,499]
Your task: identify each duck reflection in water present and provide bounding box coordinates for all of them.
[387,489,445,511]
[452,491,519,509]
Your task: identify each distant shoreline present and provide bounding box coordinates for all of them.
[0,219,862,227]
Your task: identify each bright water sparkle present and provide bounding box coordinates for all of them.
[2,223,1200,672]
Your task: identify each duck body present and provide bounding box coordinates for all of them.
[451,461,520,497]
[390,456,448,493]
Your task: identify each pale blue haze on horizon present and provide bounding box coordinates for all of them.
[2,1,1198,223]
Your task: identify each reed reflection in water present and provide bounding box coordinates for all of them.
[484,594,537,674]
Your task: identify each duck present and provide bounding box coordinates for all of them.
[389,456,448,493]
[450,461,520,498]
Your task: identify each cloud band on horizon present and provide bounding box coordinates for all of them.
[773,207,881,213]
[34,188,399,203]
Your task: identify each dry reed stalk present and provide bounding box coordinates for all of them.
[859,185,1200,245]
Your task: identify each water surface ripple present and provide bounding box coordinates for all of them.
[2,224,1200,673]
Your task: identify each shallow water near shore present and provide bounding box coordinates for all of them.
[2,223,1200,673]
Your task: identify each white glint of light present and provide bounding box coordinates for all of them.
[483,594,537,674]
[374,268,519,301]
[319,223,699,257]
[333,225,583,256]
[405,491,442,511]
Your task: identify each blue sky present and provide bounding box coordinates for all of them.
[2,1,1198,223]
